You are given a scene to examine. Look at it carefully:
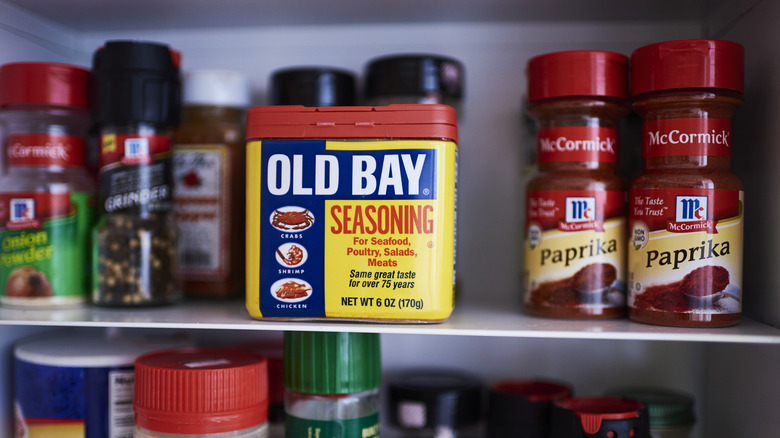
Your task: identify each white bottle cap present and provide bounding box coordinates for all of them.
[182,69,251,108]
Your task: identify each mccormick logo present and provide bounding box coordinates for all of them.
[121,138,152,165]
[668,196,717,234]
[676,196,707,222]
[566,197,595,223]
[7,199,40,229]
[559,197,602,232]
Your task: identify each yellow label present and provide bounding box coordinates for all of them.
[246,139,456,321]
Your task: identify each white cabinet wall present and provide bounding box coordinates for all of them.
[1,0,779,437]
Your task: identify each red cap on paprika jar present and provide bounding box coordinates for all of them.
[526,51,629,103]
[134,347,269,435]
[631,39,744,96]
[0,62,90,109]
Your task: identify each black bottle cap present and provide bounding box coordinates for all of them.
[487,380,572,438]
[91,40,181,125]
[387,368,483,430]
[365,54,464,101]
[269,67,356,106]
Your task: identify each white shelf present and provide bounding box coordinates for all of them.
[2,300,778,344]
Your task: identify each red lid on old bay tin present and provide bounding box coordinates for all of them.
[246,104,458,144]
[631,39,744,96]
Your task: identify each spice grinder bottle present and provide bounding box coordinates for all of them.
[606,388,695,438]
[487,379,572,438]
[628,39,744,327]
[284,331,381,438]
[0,62,95,308]
[91,40,181,307]
[550,397,650,438]
[133,347,269,438]
[270,67,356,106]
[523,50,629,319]
[174,70,249,298]
[385,368,484,438]
[364,54,464,114]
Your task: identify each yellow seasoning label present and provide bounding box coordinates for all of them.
[246,139,456,321]
[628,189,743,316]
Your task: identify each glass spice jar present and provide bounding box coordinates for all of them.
[173,70,249,298]
[0,62,95,308]
[487,379,572,438]
[606,388,695,438]
[385,368,484,438]
[284,331,381,438]
[91,40,182,307]
[523,50,630,319]
[628,39,744,327]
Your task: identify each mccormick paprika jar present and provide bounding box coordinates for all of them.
[628,39,744,327]
[0,62,95,308]
[523,51,629,319]
[245,105,457,322]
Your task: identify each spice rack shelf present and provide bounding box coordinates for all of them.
[1,300,778,344]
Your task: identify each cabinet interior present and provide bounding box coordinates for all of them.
[0,0,778,437]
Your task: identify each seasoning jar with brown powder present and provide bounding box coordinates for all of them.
[173,70,249,298]
[628,39,744,327]
[523,50,629,319]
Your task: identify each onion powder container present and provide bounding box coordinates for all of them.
[245,104,458,322]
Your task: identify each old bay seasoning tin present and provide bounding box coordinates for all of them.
[246,105,457,322]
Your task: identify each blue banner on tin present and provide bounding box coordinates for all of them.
[259,139,437,317]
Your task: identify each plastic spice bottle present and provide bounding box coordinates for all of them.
[134,347,269,438]
[523,51,629,319]
[91,40,182,306]
[0,62,95,308]
[607,388,695,438]
[364,54,464,113]
[628,39,744,327]
[487,379,572,438]
[173,70,249,298]
[550,397,650,438]
[284,331,381,438]
[386,369,484,438]
[270,67,356,106]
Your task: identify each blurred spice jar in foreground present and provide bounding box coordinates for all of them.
[627,39,744,327]
[522,50,630,319]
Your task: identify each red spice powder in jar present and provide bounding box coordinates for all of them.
[628,39,744,327]
[523,50,629,320]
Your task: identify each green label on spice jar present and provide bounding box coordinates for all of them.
[0,192,94,303]
[286,413,379,438]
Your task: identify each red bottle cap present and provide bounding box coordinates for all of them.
[631,39,744,96]
[556,397,644,435]
[134,347,269,435]
[492,379,572,403]
[526,51,629,103]
[0,62,90,109]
